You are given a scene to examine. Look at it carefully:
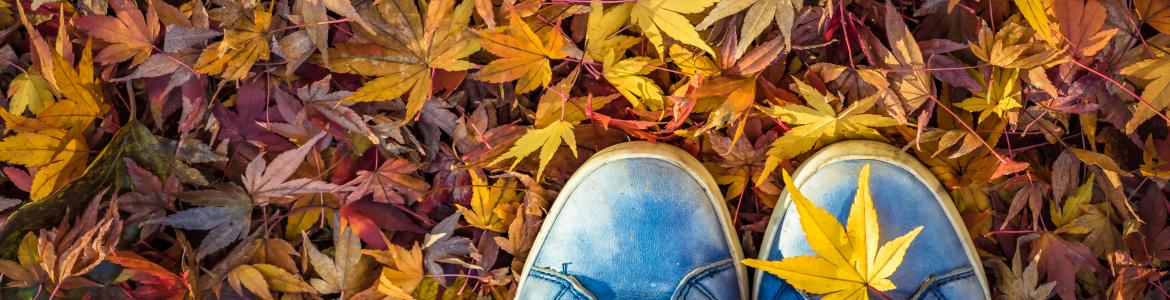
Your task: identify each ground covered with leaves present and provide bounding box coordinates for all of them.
[0,0,1167,298]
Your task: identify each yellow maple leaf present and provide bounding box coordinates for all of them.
[1050,175,1095,227]
[969,19,1062,69]
[475,13,566,94]
[585,0,641,61]
[0,45,104,200]
[531,69,616,128]
[693,75,757,138]
[363,243,424,299]
[603,51,665,110]
[194,9,272,80]
[228,264,315,300]
[669,45,719,77]
[1118,56,1170,133]
[491,73,592,180]
[0,130,87,200]
[1014,0,1059,46]
[955,67,1022,124]
[755,79,898,184]
[228,264,274,300]
[457,170,520,232]
[696,0,801,58]
[1140,136,1169,178]
[328,0,479,120]
[615,0,716,56]
[1136,0,1170,35]
[6,71,55,115]
[492,120,577,180]
[876,1,931,114]
[743,165,923,300]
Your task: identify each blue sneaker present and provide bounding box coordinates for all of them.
[754,140,989,300]
[516,142,748,299]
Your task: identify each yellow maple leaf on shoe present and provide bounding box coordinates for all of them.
[743,164,923,300]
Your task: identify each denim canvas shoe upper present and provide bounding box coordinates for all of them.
[516,142,748,300]
[754,141,989,300]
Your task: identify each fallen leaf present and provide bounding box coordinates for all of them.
[491,119,578,180]
[6,71,55,115]
[1030,233,1103,300]
[603,52,664,110]
[584,0,641,61]
[364,242,424,297]
[457,170,520,232]
[328,0,478,119]
[970,20,1061,69]
[987,249,1057,300]
[1015,0,1059,46]
[695,0,801,58]
[1118,57,1170,133]
[73,0,159,65]
[743,165,923,299]
[1056,203,1121,257]
[194,9,271,80]
[755,79,898,184]
[162,184,253,259]
[621,0,716,55]
[1053,0,1117,57]
[1135,0,1170,35]
[475,13,566,94]
[302,222,373,296]
[242,133,341,204]
[956,67,1022,124]
[422,213,473,280]
[253,263,315,293]
[106,251,186,300]
[345,158,430,205]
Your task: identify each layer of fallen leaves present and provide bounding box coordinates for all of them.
[0,0,1167,298]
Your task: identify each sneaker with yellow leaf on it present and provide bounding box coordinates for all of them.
[751,140,990,300]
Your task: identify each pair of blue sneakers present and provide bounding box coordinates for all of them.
[515,141,989,299]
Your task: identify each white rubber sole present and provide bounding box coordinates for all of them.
[752,140,990,300]
[515,141,749,299]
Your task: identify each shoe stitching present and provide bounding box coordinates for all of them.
[530,267,593,300]
[691,282,716,300]
[693,261,732,299]
[909,267,976,300]
[929,288,944,299]
[529,270,573,299]
[673,260,733,300]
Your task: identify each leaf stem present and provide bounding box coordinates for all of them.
[872,64,989,73]
[269,18,353,34]
[0,54,27,74]
[839,1,856,69]
[1068,58,1170,125]
[867,285,894,300]
[984,229,1035,237]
